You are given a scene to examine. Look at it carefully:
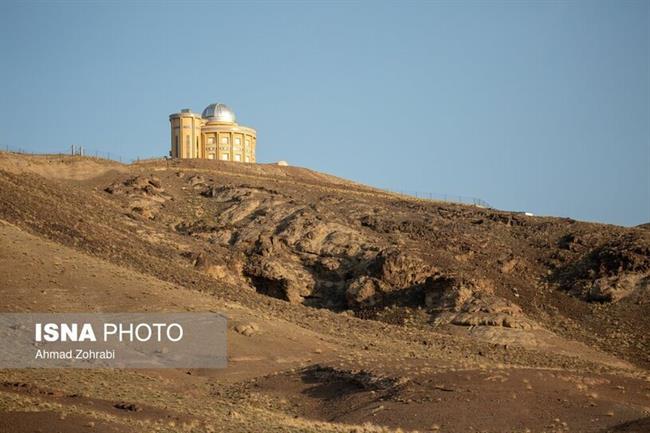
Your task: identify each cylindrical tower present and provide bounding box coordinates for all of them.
[169,109,202,158]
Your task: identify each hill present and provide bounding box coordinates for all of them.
[0,152,648,433]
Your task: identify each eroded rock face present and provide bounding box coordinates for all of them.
[185,183,383,304]
[165,181,541,328]
[105,175,165,197]
[451,295,534,329]
[368,249,433,289]
[424,276,477,311]
[588,274,649,303]
[553,233,650,303]
[179,183,538,329]
[190,251,243,286]
[346,276,388,307]
[343,250,435,309]
[244,256,316,304]
[424,275,534,329]
[104,175,171,219]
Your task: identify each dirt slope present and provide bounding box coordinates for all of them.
[0,152,648,433]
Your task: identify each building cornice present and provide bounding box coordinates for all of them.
[201,125,256,134]
[169,112,202,120]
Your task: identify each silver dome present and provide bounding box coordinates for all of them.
[202,103,236,123]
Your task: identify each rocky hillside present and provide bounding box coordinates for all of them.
[0,152,648,433]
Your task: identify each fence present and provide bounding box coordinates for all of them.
[1,144,130,163]
[384,188,491,208]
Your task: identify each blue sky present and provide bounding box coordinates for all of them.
[0,1,647,226]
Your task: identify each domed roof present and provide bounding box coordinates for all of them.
[202,103,236,123]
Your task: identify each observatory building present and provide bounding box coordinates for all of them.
[169,103,256,162]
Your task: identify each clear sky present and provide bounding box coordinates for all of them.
[0,1,647,227]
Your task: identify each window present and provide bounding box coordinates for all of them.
[234,154,241,162]
[208,153,215,160]
[221,153,229,161]
[245,155,250,162]
[220,136,229,144]
[234,137,241,145]
[207,136,215,145]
